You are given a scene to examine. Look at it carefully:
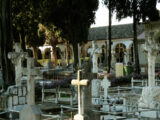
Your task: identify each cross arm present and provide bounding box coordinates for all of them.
[71,79,88,86]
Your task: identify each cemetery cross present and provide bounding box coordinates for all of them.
[71,70,88,120]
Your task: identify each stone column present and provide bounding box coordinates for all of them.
[111,51,116,70]
[148,52,157,87]
[124,51,129,65]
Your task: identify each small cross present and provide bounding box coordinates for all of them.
[71,70,88,119]
[101,76,111,99]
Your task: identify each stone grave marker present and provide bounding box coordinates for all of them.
[20,57,42,120]
[8,43,28,86]
[101,75,111,111]
[92,79,101,105]
[71,70,88,120]
[144,21,160,87]
[115,63,124,77]
[139,21,160,119]
[88,40,102,73]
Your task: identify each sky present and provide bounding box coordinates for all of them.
[91,0,160,28]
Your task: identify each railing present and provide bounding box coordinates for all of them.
[6,85,27,108]
[131,77,160,88]
[42,85,75,106]
[0,95,8,112]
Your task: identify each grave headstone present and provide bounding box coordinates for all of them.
[101,76,111,111]
[20,58,42,120]
[83,61,100,120]
[115,63,124,77]
[8,43,28,86]
[138,21,160,113]
[71,70,88,120]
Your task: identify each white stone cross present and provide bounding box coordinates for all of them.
[88,41,102,73]
[101,75,111,111]
[8,43,28,86]
[101,76,111,99]
[71,70,88,120]
[26,58,41,105]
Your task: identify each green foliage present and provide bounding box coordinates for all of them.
[11,0,45,47]
[38,23,62,46]
[40,0,99,44]
[39,0,98,68]
[11,0,98,68]
[104,0,159,22]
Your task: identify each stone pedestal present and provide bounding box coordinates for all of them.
[115,63,123,77]
[74,114,84,120]
[139,87,160,109]
[20,105,42,120]
[92,79,101,105]
[101,76,111,112]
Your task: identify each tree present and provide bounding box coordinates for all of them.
[38,24,63,66]
[104,0,159,74]
[0,0,15,86]
[11,0,45,56]
[40,0,99,70]
[11,0,98,70]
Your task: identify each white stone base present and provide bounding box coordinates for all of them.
[20,105,42,120]
[74,114,84,120]
[100,115,126,120]
[138,110,159,118]
[101,104,110,112]
[139,87,160,109]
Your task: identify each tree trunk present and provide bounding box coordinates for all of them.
[133,0,140,74]
[65,41,69,66]
[52,45,57,67]
[72,42,78,71]
[32,46,38,60]
[0,0,14,87]
[19,32,26,51]
[107,0,112,73]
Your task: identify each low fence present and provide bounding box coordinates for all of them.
[6,85,27,108]
[131,77,160,88]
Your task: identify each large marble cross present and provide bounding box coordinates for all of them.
[26,58,41,105]
[71,70,88,120]
[88,41,102,73]
[144,22,160,87]
[8,43,28,86]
